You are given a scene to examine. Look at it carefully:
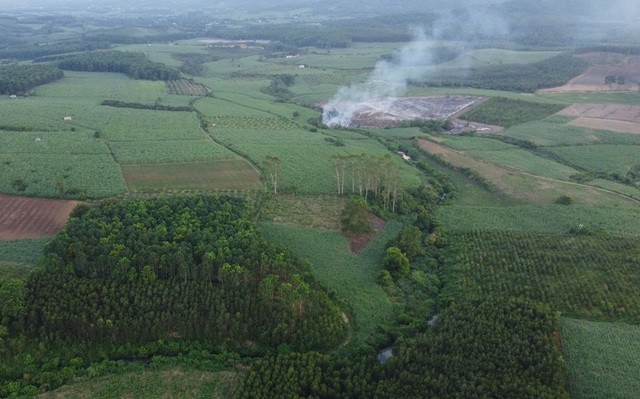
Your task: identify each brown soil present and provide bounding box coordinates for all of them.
[345,213,386,255]
[557,103,640,134]
[0,194,79,240]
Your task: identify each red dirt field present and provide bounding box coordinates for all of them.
[0,194,79,240]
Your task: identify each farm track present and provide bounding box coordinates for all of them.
[192,97,263,178]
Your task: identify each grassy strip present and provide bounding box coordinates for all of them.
[0,237,51,283]
[261,220,402,343]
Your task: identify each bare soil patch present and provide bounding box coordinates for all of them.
[0,194,78,240]
[557,103,640,134]
[346,213,386,255]
[122,159,261,192]
[539,54,640,93]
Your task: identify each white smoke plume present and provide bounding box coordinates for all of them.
[322,28,434,128]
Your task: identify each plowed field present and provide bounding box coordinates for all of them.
[558,103,640,134]
[0,194,78,240]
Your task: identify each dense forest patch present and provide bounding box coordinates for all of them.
[235,298,568,398]
[26,196,345,349]
[58,51,180,81]
[0,64,63,95]
[418,53,588,93]
[0,196,346,396]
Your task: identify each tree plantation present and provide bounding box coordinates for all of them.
[235,298,568,398]
[57,51,180,81]
[0,196,346,396]
[0,64,63,95]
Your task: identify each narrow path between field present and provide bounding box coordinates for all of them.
[340,312,352,348]
[192,97,264,179]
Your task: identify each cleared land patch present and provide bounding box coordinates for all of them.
[122,159,261,191]
[557,103,640,134]
[0,194,78,240]
[327,95,482,128]
[262,195,346,230]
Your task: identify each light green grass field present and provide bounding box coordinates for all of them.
[261,221,401,343]
[438,204,640,236]
[542,92,640,106]
[0,130,108,155]
[214,128,421,194]
[35,72,174,103]
[78,108,204,142]
[122,159,261,191]
[548,144,640,175]
[40,367,239,399]
[0,153,126,198]
[364,127,429,139]
[0,97,94,132]
[435,135,581,180]
[494,119,640,147]
[110,140,237,164]
[0,237,50,283]
[562,318,640,399]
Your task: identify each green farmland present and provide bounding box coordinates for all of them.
[1,5,640,398]
[121,159,261,191]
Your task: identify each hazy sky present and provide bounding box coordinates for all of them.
[1,0,637,25]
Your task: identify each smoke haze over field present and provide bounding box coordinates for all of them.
[322,6,512,128]
[321,0,640,127]
[322,29,438,128]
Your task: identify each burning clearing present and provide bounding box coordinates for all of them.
[323,95,482,128]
